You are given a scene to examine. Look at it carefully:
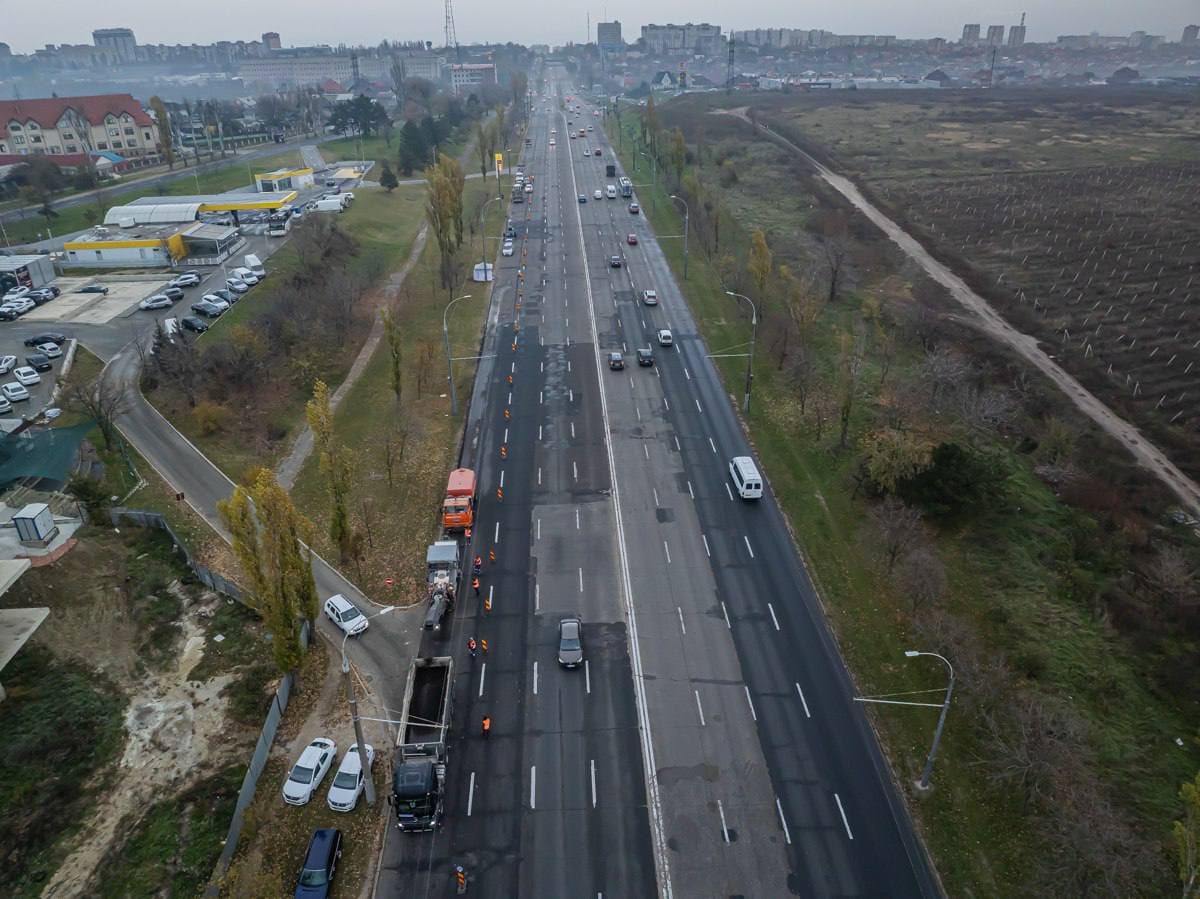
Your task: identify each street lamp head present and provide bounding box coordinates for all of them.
[725,290,736,297]
[904,650,920,657]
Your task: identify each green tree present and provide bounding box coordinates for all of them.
[860,427,932,494]
[397,119,427,175]
[305,379,355,557]
[218,468,319,673]
[1177,769,1200,899]
[667,127,687,187]
[382,308,403,403]
[748,227,773,304]
[149,96,175,170]
[424,153,466,290]
[379,161,399,192]
[898,441,1009,518]
[475,119,492,179]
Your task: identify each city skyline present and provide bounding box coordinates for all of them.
[2,1,1197,54]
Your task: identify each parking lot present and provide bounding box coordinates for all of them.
[22,275,170,325]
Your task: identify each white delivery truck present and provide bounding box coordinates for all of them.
[243,254,266,278]
[314,196,347,213]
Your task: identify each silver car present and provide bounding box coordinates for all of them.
[558,617,583,668]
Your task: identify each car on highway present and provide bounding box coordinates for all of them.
[642,289,658,306]
[588,124,594,132]
[1,382,29,402]
[637,347,655,366]
[190,299,224,318]
[593,189,602,200]
[295,828,342,898]
[326,744,376,812]
[323,594,368,636]
[594,148,602,157]
[139,295,173,311]
[609,256,622,268]
[74,284,109,295]
[0,355,16,375]
[549,138,556,146]
[180,315,209,334]
[13,366,41,385]
[502,241,514,257]
[24,332,66,347]
[569,131,576,139]
[629,202,640,214]
[627,233,638,245]
[578,194,587,203]
[169,272,201,288]
[37,343,62,360]
[608,352,624,370]
[558,617,583,668]
[283,738,337,806]
[657,328,674,347]
[24,353,51,372]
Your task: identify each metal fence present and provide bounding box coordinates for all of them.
[107,508,310,893]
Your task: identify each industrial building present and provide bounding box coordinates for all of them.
[254,166,314,193]
[449,63,497,96]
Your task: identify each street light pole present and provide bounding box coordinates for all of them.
[724,291,757,415]
[478,196,502,276]
[670,194,689,279]
[339,605,394,807]
[905,650,955,791]
[443,294,472,416]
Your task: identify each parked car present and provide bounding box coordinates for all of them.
[13,366,41,385]
[0,308,19,321]
[28,288,57,305]
[24,353,51,373]
[37,343,62,360]
[627,233,638,246]
[642,289,658,306]
[629,202,640,214]
[225,278,250,294]
[190,300,224,318]
[1,382,29,402]
[24,332,66,347]
[3,298,33,315]
[169,272,201,288]
[0,395,11,414]
[231,268,260,285]
[323,594,368,636]
[637,347,655,366]
[180,315,209,333]
[558,617,583,668]
[3,286,32,301]
[200,294,230,311]
[609,256,622,268]
[283,738,337,806]
[210,288,236,304]
[502,241,514,257]
[294,828,342,898]
[657,328,674,347]
[75,284,109,295]
[327,745,376,812]
[139,295,173,311]
[0,355,16,374]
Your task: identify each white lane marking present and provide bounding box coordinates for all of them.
[652,487,660,506]
[643,444,650,460]
[796,682,811,718]
[695,398,703,413]
[725,483,734,501]
[623,342,628,353]
[494,521,501,542]
[744,536,755,559]
[479,663,487,697]
[535,582,540,611]
[531,766,537,809]
[504,427,509,443]
[540,390,544,405]
[664,396,670,410]
[694,690,706,726]
[684,367,691,380]
[585,659,591,693]
[573,460,579,480]
[688,481,695,500]
[467,771,476,816]
[508,391,513,405]
[538,467,543,486]
[663,541,671,564]
[570,388,574,402]
[744,686,757,721]
[702,534,711,558]
[571,421,576,438]
[541,360,544,373]
[636,406,642,421]
[568,115,671,897]
[768,602,780,631]
[677,606,686,634]
[776,797,792,845]
[539,424,543,440]
[708,437,717,454]
[717,799,730,843]
[579,567,584,592]
[641,318,646,329]
[674,435,681,451]
[835,793,854,840]
[534,661,539,695]
[590,758,598,808]
[488,584,494,607]
[576,508,581,529]
[568,360,572,372]
[511,361,516,373]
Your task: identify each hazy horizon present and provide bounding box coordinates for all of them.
[3,1,1197,55]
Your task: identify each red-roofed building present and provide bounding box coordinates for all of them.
[0,94,159,159]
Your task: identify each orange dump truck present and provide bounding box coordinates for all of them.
[441,468,476,531]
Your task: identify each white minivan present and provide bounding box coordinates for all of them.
[243,254,266,278]
[729,456,763,499]
[606,185,617,199]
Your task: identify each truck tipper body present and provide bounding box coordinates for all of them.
[423,540,460,631]
[391,657,453,831]
[441,468,476,531]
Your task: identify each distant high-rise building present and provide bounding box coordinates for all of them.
[986,25,1005,46]
[1183,24,1199,46]
[961,24,981,44]
[597,21,623,52]
[641,23,723,55]
[92,27,137,63]
[1007,25,1026,47]
[262,32,282,51]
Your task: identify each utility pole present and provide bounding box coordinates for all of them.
[724,291,757,414]
[443,294,472,415]
[342,651,375,805]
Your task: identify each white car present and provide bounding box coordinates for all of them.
[524,183,533,193]
[549,138,556,146]
[201,294,231,311]
[501,242,514,257]
[642,289,658,306]
[4,298,33,314]
[657,329,674,347]
[0,355,16,375]
[2,382,30,402]
[282,737,337,806]
[327,744,376,812]
[3,286,31,301]
[593,189,602,200]
[37,343,62,360]
[169,272,201,288]
[13,366,40,386]
[0,395,11,414]
[231,268,260,285]
[225,279,250,294]
[139,295,173,311]
[324,594,368,636]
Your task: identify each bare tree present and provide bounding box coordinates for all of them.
[897,543,948,612]
[65,373,131,451]
[836,330,866,450]
[867,496,924,572]
[921,346,973,401]
[816,209,851,303]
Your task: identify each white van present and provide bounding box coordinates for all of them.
[243,254,266,278]
[729,456,763,500]
[606,185,617,199]
[314,196,346,213]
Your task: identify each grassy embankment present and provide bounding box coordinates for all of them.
[611,102,1199,896]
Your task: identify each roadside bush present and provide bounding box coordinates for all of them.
[898,441,1008,519]
[192,400,229,436]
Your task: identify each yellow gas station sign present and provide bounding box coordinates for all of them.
[494,153,504,175]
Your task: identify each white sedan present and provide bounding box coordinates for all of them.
[2,382,30,402]
[13,366,40,386]
[593,189,602,200]
[139,295,173,311]
[201,294,231,312]
[282,737,337,806]
[0,355,16,375]
[327,744,376,812]
[324,594,368,636]
[37,343,62,360]
[502,242,514,257]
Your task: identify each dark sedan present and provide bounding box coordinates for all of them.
[295,828,342,898]
[23,332,67,347]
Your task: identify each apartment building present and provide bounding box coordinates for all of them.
[641,23,724,55]
[0,94,158,158]
[449,63,497,96]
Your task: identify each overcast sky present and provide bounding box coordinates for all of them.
[4,1,1196,53]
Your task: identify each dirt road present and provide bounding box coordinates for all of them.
[724,108,1200,517]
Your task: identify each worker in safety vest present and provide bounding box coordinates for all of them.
[482,715,491,738]
[468,637,478,658]
[473,576,481,596]
[473,555,483,575]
